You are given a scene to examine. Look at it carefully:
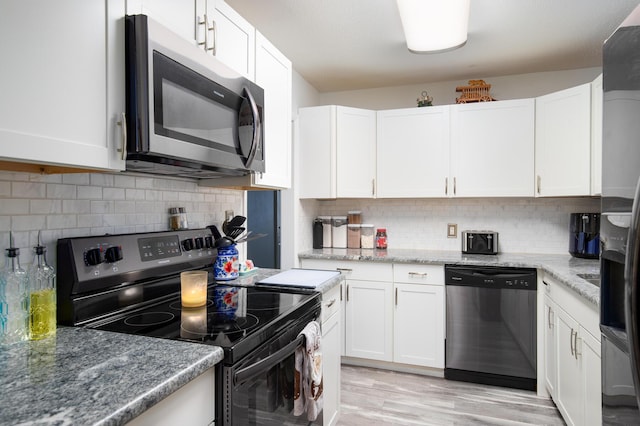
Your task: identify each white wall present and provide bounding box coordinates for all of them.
[0,171,244,268]
[318,67,601,109]
[281,70,321,268]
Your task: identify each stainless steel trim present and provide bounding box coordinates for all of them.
[117,112,127,161]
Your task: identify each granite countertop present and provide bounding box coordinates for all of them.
[0,327,223,425]
[299,248,600,307]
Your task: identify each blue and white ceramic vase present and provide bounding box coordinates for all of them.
[214,245,239,281]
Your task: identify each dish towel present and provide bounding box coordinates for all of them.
[294,320,323,421]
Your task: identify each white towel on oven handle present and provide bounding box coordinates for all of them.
[293,320,323,421]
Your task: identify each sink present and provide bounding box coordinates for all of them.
[577,273,600,287]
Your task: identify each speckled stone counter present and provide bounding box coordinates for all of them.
[299,248,600,307]
[0,327,223,425]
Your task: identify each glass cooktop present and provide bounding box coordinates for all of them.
[90,284,321,364]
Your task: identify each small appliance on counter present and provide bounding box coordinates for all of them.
[461,231,498,255]
[569,213,600,259]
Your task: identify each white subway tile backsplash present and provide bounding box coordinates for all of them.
[0,199,29,215]
[114,175,136,188]
[91,200,115,214]
[114,201,136,214]
[12,182,46,199]
[145,190,163,201]
[30,200,62,215]
[47,184,77,199]
[62,174,91,185]
[12,215,46,231]
[62,200,91,214]
[135,177,154,189]
[77,186,103,200]
[0,217,10,232]
[91,174,114,187]
[47,215,77,229]
[125,188,146,200]
[103,187,125,200]
[0,182,9,197]
[77,214,104,228]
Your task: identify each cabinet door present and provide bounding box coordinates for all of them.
[207,0,255,80]
[543,295,557,398]
[581,328,602,426]
[336,107,377,198]
[0,0,125,171]
[450,99,535,197]
[345,280,393,361]
[535,83,591,196]
[394,283,444,367]
[252,32,292,189]
[377,107,450,198]
[591,74,603,196]
[322,311,341,426]
[299,106,335,198]
[555,306,583,426]
[129,0,197,44]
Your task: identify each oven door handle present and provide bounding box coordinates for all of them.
[234,334,305,386]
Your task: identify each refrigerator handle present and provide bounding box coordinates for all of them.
[625,176,640,409]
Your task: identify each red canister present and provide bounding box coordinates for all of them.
[375,228,387,249]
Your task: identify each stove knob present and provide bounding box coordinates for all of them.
[105,246,123,263]
[182,238,194,252]
[204,236,214,249]
[84,248,103,266]
[194,237,204,250]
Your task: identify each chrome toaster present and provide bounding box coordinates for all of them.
[461,231,499,255]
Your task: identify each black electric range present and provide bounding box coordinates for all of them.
[56,229,322,425]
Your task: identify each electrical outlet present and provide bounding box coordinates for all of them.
[447,223,457,238]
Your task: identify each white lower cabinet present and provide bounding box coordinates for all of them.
[321,284,342,426]
[543,275,601,426]
[127,368,215,425]
[300,259,445,369]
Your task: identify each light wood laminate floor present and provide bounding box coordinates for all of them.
[337,365,564,425]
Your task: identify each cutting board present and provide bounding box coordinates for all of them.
[256,268,340,289]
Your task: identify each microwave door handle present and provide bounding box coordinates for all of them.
[625,175,640,408]
[243,87,261,168]
[234,334,305,386]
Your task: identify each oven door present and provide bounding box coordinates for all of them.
[217,315,322,425]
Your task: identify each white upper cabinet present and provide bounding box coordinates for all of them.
[0,0,126,172]
[127,0,197,44]
[377,107,450,198]
[591,74,603,196]
[251,32,292,189]
[299,106,376,199]
[535,83,591,197]
[196,0,255,80]
[450,99,535,197]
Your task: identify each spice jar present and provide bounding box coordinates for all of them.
[375,228,388,250]
[347,224,361,249]
[360,224,375,249]
[169,207,180,230]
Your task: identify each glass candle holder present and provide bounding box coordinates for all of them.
[180,270,208,307]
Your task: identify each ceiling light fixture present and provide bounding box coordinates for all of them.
[396,0,470,53]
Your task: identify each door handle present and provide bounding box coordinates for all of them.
[346,284,349,302]
[395,287,398,306]
[445,177,448,195]
[537,175,541,195]
[207,17,217,54]
[242,87,261,168]
[453,177,457,195]
[548,306,553,329]
[570,329,575,356]
[197,14,207,48]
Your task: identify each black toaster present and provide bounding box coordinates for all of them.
[461,231,499,255]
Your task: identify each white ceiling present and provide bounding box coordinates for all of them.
[226,0,640,93]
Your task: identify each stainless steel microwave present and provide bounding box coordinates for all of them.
[124,14,265,178]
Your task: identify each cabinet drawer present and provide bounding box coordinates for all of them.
[300,259,393,282]
[321,283,341,323]
[393,264,444,285]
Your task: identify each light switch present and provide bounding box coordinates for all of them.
[447,223,457,238]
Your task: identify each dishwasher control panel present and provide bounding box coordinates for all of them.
[444,265,537,290]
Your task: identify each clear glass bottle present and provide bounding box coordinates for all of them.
[1,234,30,343]
[28,235,56,340]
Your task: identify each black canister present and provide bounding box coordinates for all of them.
[569,213,600,259]
[313,219,323,249]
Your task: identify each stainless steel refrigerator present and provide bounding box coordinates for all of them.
[601,4,640,423]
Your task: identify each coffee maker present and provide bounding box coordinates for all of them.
[569,213,600,259]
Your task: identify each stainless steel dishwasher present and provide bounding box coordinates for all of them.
[444,265,537,391]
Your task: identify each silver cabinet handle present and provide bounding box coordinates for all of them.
[408,272,428,278]
[445,177,448,195]
[395,287,398,306]
[570,329,575,356]
[340,283,343,301]
[346,284,349,302]
[208,18,217,54]
[325,299,336,308]
[453,177,457,195]
[116,112,127,161]
[547,306,553,329]
[372,179,375,196]
[574,335,581,359]
[197,14,207,48]
[537,175,541,195]
[336,268,352,273]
